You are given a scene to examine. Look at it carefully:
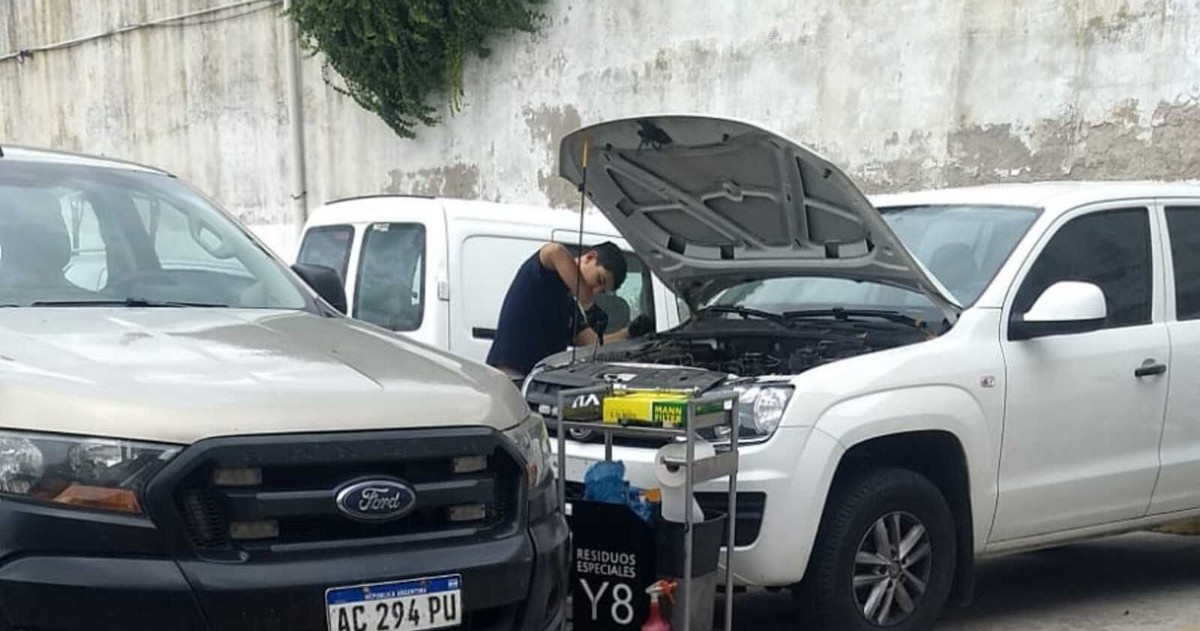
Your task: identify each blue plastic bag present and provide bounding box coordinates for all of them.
[582,460,653,523]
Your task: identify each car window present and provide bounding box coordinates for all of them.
[297,225,354,282]
[708,276,946,325]
[614,250,652,322]
[703,205,1038,319]
[62,193,262,294]
[880,204,1040,306]
[354,223,425,331]
[0,161,308,309]
[140,196,258,279]
[61,196,109,291]
[1013,208,1152,329]
[1165,207,1200,320]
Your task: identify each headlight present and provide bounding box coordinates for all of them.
[709,384,793,442]
[0,431,179,515]
[739,385,793,436]
[503,415,552,489]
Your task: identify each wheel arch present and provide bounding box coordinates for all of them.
[811,386,996,607]
[831,431,975,607]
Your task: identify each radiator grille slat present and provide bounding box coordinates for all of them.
[164,430,522,558]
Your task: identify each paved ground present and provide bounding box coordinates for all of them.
[722,532,1200,631]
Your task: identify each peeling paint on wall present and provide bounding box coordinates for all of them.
[523,103,582,209]
[384,163,481,199]
[8,0,1200,258]
[854,96,1200,194]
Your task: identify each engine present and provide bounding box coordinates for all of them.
[588,325,926,378]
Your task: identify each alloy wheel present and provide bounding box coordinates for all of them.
[851,511,933,626]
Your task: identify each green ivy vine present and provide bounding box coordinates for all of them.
[287,0,547,138]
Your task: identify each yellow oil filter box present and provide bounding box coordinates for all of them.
[601,390,725,429]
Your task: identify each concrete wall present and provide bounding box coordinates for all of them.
[4,0,1200,258]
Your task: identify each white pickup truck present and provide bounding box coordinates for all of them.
[523,115,1200,631]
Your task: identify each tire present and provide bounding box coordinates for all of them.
[794,468,956,631]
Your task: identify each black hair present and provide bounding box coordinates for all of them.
[587,241,628,290]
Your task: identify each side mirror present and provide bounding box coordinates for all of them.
[1009,281,1107,341]
[292,263,347,314]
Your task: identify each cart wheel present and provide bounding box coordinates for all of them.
[794,468,955,631]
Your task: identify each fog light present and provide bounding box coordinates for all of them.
[452,456,487,474]
[447,503,487,522]
[230,520,279,540]
[213,468,262,486]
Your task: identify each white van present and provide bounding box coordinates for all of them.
[294,195,682,363]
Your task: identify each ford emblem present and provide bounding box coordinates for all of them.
[334,478,417,522]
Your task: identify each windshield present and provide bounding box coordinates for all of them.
[704,204,1039,318]
[0,159,309,309]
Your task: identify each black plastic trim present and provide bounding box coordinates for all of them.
[222,477,496,521]
[143,427,525,557]
[0,556,206,630]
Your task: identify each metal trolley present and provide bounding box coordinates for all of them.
[552,384,741,631]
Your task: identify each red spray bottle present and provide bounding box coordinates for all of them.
[642,580,676,631]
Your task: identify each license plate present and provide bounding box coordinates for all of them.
[326,575,462,631]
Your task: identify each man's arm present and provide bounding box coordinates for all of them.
[538,242,594,309]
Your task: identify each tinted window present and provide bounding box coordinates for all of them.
[1166,207,1200,320]
[354,223,425,331]
[1013,208,1151,328]
[0,160,307,309]
[297,225,353,282]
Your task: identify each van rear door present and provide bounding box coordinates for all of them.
[301,196,449,350]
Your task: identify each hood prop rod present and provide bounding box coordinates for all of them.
[570,138,590,365]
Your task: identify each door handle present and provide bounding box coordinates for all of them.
[1135,362,1167,378]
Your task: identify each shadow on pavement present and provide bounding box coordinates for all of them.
[721,532,1200,631]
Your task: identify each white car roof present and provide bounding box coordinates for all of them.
[870,181,1200,217]
[1,144,169,175]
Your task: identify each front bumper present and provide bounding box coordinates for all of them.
[0,426,570,631]
[555,426,821,587]
[0,504,569,631]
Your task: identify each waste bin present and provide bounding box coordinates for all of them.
[654,509,727,631]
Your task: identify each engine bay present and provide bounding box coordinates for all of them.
[586,318,934,378]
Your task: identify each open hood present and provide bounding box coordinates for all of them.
[557,115,961,321]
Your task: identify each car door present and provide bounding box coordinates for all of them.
[991,203,1169,542]
[1148,201,1200,514]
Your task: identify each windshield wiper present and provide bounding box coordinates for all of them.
[781,308,926,329]
[31,298,230,308]
[694,305,785,323]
